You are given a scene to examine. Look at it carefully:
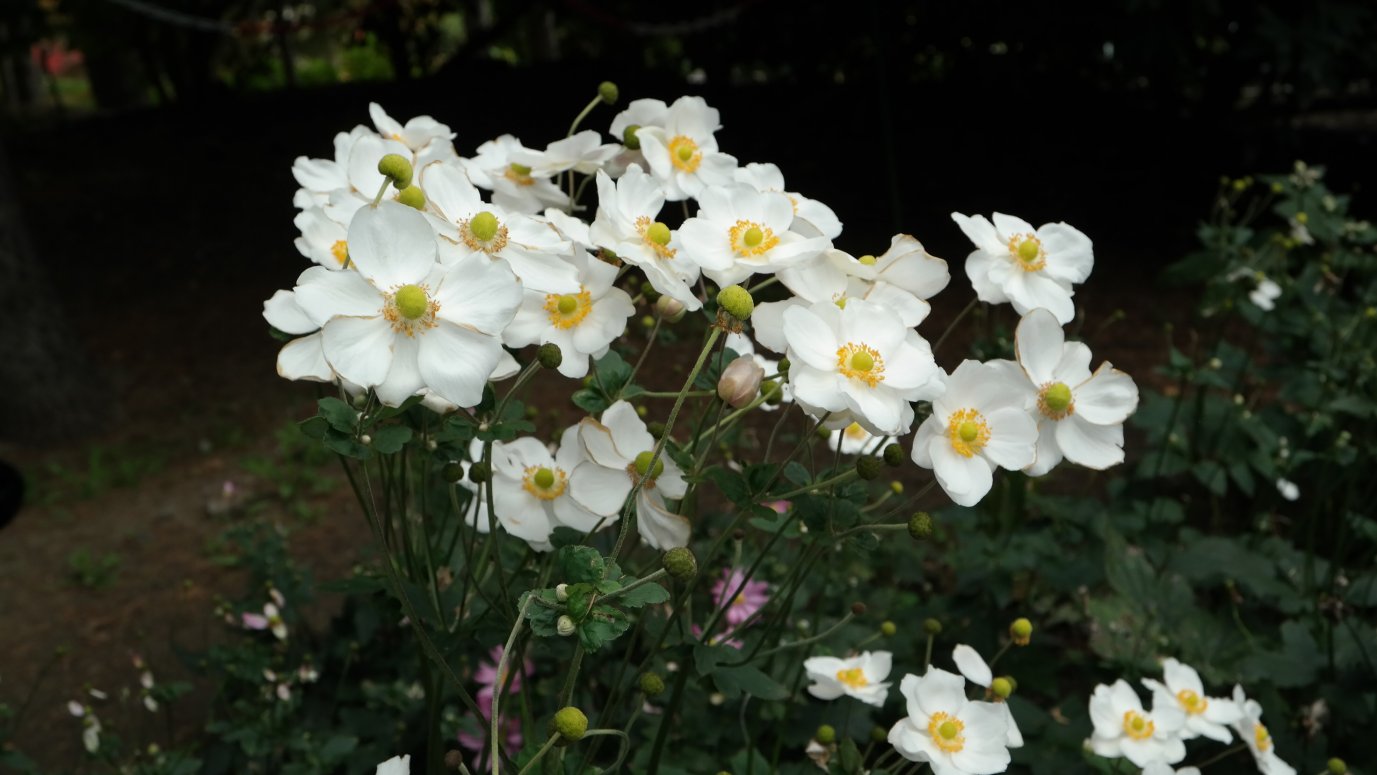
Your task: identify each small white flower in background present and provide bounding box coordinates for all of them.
[489,427,613,550]
[68,701,102,753]
[1288,215,1314,246]
[828,422,878,455]
[1227,268,1281,311]
[465,134,568,214]
[1231,685,1296,775]
[589,165,702,311]
[951,645,1022,748]
[290,202,522,408]
[952,211,1094,324]
[1011,308,1139,476]
[502,249,635,379]
[1141,658,1242,744]
[911,360,1038,507]
[242,595,289,641]
[133,654,158,712]
[511,129,619,177]
[732,162,843,240]
[292,207,352,270]
[780,298,942,435]
[1275,478,1299,501]
[678,184,830,288]
[369,102,456,153]
[888,667,1012,774]
[803,650,893,707]
[605,97,669,176]
[635,95,738,200]
[1142,764,1201,775]
[571,401,691,549]
[375,754,411,775]
[1087,679,1187,767]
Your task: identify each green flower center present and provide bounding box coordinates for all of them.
[958,421,980,444]
[533,467,555,489]
[470,211,499,242]
[394,285,429,320]
[849,350,875,372]
[858,254,877,266]
[634,451,665,480]
[1017,238,1041,263]
[647,221,671,246]
[508,163,531,176]
[556,294,579,315]
[938,720,959,740]
[1043,382,1072,413]
[743,227,764,248]
[676,145,695,162]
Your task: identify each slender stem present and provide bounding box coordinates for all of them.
[931,298,977,354]
[772,469,859,501]
[1189,743,1247,769]
[559,644,586,707]
[627,314,665,388]
[371,177,391,208]
[599,569,670,602]
[494,359,541,421]
[833,521,909,539]
[516,734,561,775]
[567,95,603,137]
[924,633,935,668]
[491,595,533,774]
[583,729,631,772]
[729,612,855,664]
[986,641,1012,670]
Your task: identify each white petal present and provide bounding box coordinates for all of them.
[636,489,691,550]
[416,322,501,408]
[952,645,992,687]
[1074,365,1139,424]
[294,266,383,322]
[277,334,333,382]
[1014,308,1065,385]
[434,254,522,335]
[781,306,839,371]
[1055,415,1125,469]
[931,441,995,507]
[321,316,395,387]
[982,407,1039,470]
[569,462,632,515]
[347,202,439,289]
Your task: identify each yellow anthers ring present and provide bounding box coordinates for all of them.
[926,712,965,753]
[835,667,869,689]
[728,220,779,258]
[330,240,350,266]
[837,343,885,387]
[946,408,990,457]
[667,135,702,172]
[544,288,593,329]
[382,284,439,336]
[635,216,677,259]
[1008,234,1046,271]
[1122,710,1155,741]
[1176,689,1208,716]
[1254,723,1272,752]
[522,466,567,500]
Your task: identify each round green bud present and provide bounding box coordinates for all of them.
[1327,758,1347,774]
[890,480,903,494]
[641,314,656,328]
[639,672,666,697]
[470,211,499,242]
[882,442,905,467]
[856,455,884,481]
[716,284,755,320]
[1043,382,1072,414]
[537,343,563,370]
[923,617,942,635]
[870,726,887,743]
[622,124,642,150]
[396,184,425,210]
[634,450,665,480]
[394,284,429,320]
[991,677,1014,699]
[815,724,836,744]
[662,547,698,582]
[908,512,933,540]
[444,750,465,770]
[647,421,667,439]
[552,706,588,742]
[377,153,413,188]
[777,357,790,375]
[760,379,783,404]
[468,461,491,483]
[598,81,619,105]
[442,462,465,483]
[1010,617,1033,645]
[646,221,672,246]
[880,620,897,637]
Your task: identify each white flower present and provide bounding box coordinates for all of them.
[1227,268,1281,311]
[465,134,568,214]
[951,645,1023,748]
[1140,658,1242,744]
[911,360,1038,507]
[1087,679,1187,767]
[780,299,942,435]
[69,702,102,753]
[590,165,702,310]
[888,667,1012,775]
[375,754,411,775]
[1011,308,1139,476]
[292,125,371,209]
[1275,478,1299,501]
[511,130,619,177]
[570,401,691,550]
[326,116,457,223]
[733,162,842,240]
[263,284,333,383]
[1231,685,1296,775]
[678,184,830,287]
[1288,216,1314,246]
[1142,764,1201,775]
[635,96,737,201]
[502,249,635,378]
[293,206,352,269]
[489,427,613,550]
[828,422,877,455]
[369,103,455,152]
[803,651,892,707]
[952,212,1094,324]
[421,160,580,294]
[291,202,522,408]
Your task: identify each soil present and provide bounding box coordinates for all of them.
[0,71,1367,771]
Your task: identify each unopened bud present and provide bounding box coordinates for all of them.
[377,153,413,188]
[639,672,665,697]
[716,285,754,320]
[598,81,619,105]
[654,294,686,322]
[468,461,491,483]
[777,357,790,376]
[622,124,642,150]
[882,443,905,467]
[647,421,667,439]
[718,356,765,408]
[444,750,465,769]
[850,601,867,616]
[396,184,425,209]
[880,620,896,637]
[923,617,942,635]
[442,462,465,483]
[991,677,1014,699]
[557,615,576,636]
[856,456,884,480]
[552,706,588,742]
[1009,617,1033,646]
[537,343,563,370]
[815,724,836,744]
[555,583,569,602]
[1327,758,1348,774]
[662,547,697,582]
[870,726,887,743]
[360,434,372,445]
[908,512,933,540]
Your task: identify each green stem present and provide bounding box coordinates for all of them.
[600,569,670,602]
[772,469,859,501]
[567,95,603,137]
[491,595,534,774]
[516,734,561,775]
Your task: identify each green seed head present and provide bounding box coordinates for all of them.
[880,620,897,637]
[470,211,499,242]
[508,162,532,176]
[468,461,491,483]
[908,512,933,540]
[662,547,698,582]
[1327,758,1348,775]
[598,81,620,105]
[938,720,959,739]
[647,221,672,246]
[533,467,555,489]
[556,294,579,315]
[991,677,1014,699]
[743,226,763,247]
[441,462,465,483]
[623,124,642,150]
[552,706,588,742]
[858,254,877,266]
[883,442,905,467]
[396,184,425,210]
[393,284,429,320]
[815,724,836,744]
[923,617,942,635]
[634,450,665,480]
[377,153,413,188]
[1043,382,1072,414]
[958,421,980,443]
[639,672,666,697]
[855,455,884,481]
[1010,617,1033,645]
[537,342,563,370]
[677,144,694,162]
[849,350,875,372]
[1017,238,1041,263]
[716,284,755,321]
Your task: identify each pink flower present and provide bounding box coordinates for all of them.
[712,568,770,628]
[474,645,533,701]
[691,623,745,650]
[766,500,791,514]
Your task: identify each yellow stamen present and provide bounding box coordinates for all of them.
[946,408,991,457]
[1254,723,1271,752]
[1008,234,1046,271]
[728,220,779,258]
[667,135,702,172]
[1176,689,1208,716]
[835,667,869,689]
[504,163,535,187]
[330,240,350,266]
[843,422,868,441]
[927,712,965,753]
[1037,381,1075,420]
[836,343,885,387]
[544,288,593,329]
[1122,711,1155,741]
[522,465,567,500]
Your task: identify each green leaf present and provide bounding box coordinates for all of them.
[713,665,790,700]
[572,388,609,414]
[708,467,752,505]
[318,397,359,433]
[319,735,358,761]
[370,425,413,454]
[578,605,631,651]
[619,579,670,608]
[1242,621,1321,688]
[837,738,862,774]
[298,415,330,440]
[323,431,372,460]
[549,527,584,549]
[1192,460,1229,496]
[559,546,606,584]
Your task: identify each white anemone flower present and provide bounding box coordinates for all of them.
[952,212,1093,324]
[951,645,1023,748]
[421,160,580,294]
[292,125,371,209]
[293,206,352,269]
[375,754,411,775]
[489,428,611,549]
[369,102,455,152]
[1231,686,1296,775]
[635,96,737,201]
[68,702,103,753]
[325,122,457,223]
[263,283,334,383]
[678,184,830,287]
[803,651,893,707]
[888,668,1012,775]
[1228,268,1282,311]
[733,162,843,240]
[910,360,1038,507]
[776,235,950,327]
[782,299,942,435]
[1012,308,1139,476]
[1141,658,1242,744]
[590,165,702,310]
[570,401,691,550]
[828,422,878,455]
[607,97,669,175]
[502,249,634,378]
[1087,679,1187,767]
[511,130,619,177]
[465,134,568,214]
[1275,478,1299,501]
[292,202,522,408]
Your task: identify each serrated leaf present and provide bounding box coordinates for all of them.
[318,397,359,433]
[619,579,670,608]
[370,425,413,454]
[578,605,631,651]
[713,665,789,700]
[707,467,752,505]
[572,388,609,414]
[559,545,606,584]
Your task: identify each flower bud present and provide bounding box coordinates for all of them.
[377,153,413,188]
[1009,617,1033,646]
[360,434,372,445]
[468,461,491,483]
[882,443,905,467]
[622,124,642,151]
[537,343,563,370]
[880,620,896,637]
[991,677,1014,699]
[654,294,686,322]
[441,462,465,483]
[555,583,569,602]
[855,455,884,480]
[552,706,588,742]
[662,547,698,582]
[923,617,942,635]
[1328,758,1348,774]
[716,285,754,321]
[396,184,425,209]
[598,81,619,105]
[647,421,667,439]
[718,356,765,408]
[776,357,790,376]
[908,512,933,540]
[557,615,576,636]
[850,601,867,616]
[639,672,665,697]
[815,724,836,744]
[444,750,466,770]
[889,480,903,494]
[760,379,783,405]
